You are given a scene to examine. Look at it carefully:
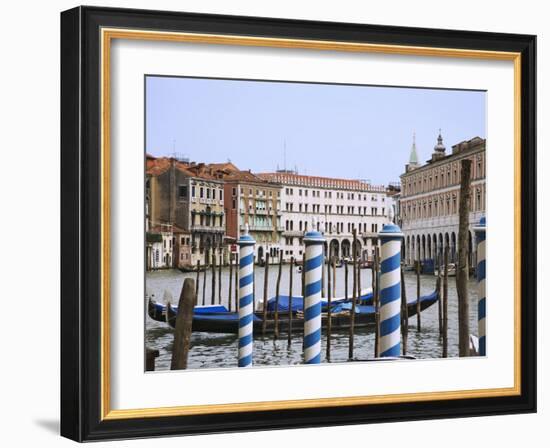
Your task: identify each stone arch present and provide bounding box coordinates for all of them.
[329,239,340,259]
[257,246,264,264]
[341,239,351,258]
[352,239,362,259]
[451,232,457,262]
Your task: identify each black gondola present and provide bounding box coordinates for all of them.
[165,290,439,334]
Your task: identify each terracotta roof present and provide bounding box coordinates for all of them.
[256,172,385,192]
[172,225,189,234]
[146,157,171,176]
[145,156,223,181]
[207,162,240,172]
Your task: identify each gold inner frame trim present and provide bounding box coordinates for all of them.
[100,27,522,421]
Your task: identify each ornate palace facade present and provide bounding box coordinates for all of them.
[257,171,390,263]
[398,133,486,266]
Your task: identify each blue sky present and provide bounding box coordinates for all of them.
[146,76,486,185]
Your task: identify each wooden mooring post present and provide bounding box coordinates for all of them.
[171,278,195,370]
[374,246,380,358]
[437,252,443,335]
[443,246,449,358]
[400,262,408,356]
[218,249,222,305]
[228,253,233,312]
[348,228,358,360]
[211,252,216,305]
[321,257,325,299]
[326,257,333,361]
[416,251,421,331]
[202,258,207,306]
[262,253,270,336]
[273,251,283,340]
[145,348,159,372]
[344,260,349,308]
[253,255,257,311]
[457,158,472,357]
[195,260,200,305]
[234,253,239,311]
[288,256,294,347]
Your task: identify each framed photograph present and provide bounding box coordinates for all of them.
[61,6,536,441]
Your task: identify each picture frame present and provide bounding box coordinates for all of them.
[60,5,536,441]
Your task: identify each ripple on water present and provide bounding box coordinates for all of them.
[146,269,481,371]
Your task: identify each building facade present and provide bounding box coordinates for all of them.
[146,155,226,268]
[257,171,390,263]
[398,133,486,267]
[145,223,174,270]
[209,163,283,263]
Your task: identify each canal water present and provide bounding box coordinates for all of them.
[145,266,481,371]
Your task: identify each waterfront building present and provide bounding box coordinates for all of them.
[146,223,174,270]
[209,163,283,263]
[172,226,192,269]
[398,132,486,267]
[146,155,226,267]
[386,183,401,223]
[257,171,390,263]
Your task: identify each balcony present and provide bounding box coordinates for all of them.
[282,230,304,237]
[240,224,274,232]
[190,225,225,233]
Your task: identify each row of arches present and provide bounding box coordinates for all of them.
[404,231,475,268]
[327,238,367,260]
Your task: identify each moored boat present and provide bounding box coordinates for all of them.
[147,294,228,323]
[165,289,439,334]
[265,288,373,312]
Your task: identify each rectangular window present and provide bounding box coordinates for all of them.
[178,185,187,198]
[191,185,195,197]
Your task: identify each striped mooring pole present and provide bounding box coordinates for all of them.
[474,216,486,356]
[237,225,256,367]
[303,228,326,364]
[378,223,404,357]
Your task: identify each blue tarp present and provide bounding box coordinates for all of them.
[266,291,373,312]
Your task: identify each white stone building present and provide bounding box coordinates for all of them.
[398,132,486,267]
[146,223,174,270]
[257,171,390,262]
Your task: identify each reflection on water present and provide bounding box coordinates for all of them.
[145,266,480,370]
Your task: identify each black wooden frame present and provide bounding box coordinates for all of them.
[61,6,537,442]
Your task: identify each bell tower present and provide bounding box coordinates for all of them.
[405,132,420,173]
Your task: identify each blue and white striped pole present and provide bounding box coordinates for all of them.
[303,228,325,364]
[378,223,404,357]
[237,225,256,367]
[474,217,486,356]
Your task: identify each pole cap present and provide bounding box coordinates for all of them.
[378,223,404,241]
[473,216,486,233]
[237,233,256,246]
[303,230,326,245]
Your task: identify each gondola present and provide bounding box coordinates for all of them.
[148,288,374,323]
[265,288,373,312]
[147,295,228,323]
[165,289,439,334]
